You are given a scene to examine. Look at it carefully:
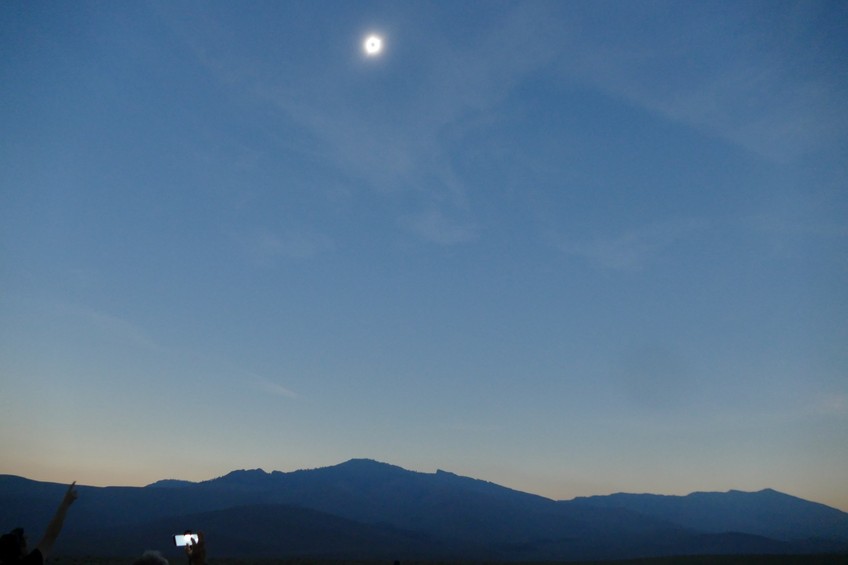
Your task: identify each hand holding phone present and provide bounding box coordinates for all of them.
[184,530,206,565]
[174,532,199,547]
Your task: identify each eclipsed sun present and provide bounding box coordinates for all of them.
[363,34,383,56]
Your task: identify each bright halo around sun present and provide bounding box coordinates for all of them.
[363,34,383,56]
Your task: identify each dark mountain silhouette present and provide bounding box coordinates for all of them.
[146,479,196,489]
[59,504,458,560]
[2,459,847,561]
[571,488,848,542]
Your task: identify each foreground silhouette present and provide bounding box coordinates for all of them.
[184,531,206,565]
[0,482,77,564]
[132,531,206,565]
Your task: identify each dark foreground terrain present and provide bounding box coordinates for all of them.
[48,554,848,565]
[7,462,847,563]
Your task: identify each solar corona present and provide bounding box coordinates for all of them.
[363,34,383,56]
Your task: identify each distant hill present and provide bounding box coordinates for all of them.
[145,479,197,489]
[2,459,847,561]
[570,488,848,542]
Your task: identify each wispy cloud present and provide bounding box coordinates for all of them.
[403,208,478,246]
[740,188,848,259]
[554,4,848,162]
[558,219,708,270]
[440,422,503,434]
[55,303,162,352]
[608,343,701,412]
[249,373,300,400]
[651,68,845,162]
[239,228,334,264]
[812,392,848,418]
[166,2,560,245]
[748,210,848,240]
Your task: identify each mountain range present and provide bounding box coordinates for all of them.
[2,459,847,561]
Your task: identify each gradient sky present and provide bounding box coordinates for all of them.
[2,1,847,512]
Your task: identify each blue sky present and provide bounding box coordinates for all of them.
[2,1,847,511]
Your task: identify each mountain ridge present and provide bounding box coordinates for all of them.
[2,458,847,561]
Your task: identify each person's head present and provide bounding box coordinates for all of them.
[0,528,26,562]
[132,550,169,565]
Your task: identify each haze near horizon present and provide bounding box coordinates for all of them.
[1,1,846,512]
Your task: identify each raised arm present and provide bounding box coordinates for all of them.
[36,481,78,559]
[185,530,207,565]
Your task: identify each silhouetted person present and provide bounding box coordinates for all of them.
[133,531,203,565]
[184,531,206,565]
[0,482,77,564]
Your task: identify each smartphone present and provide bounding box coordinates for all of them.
[174,533,199,547]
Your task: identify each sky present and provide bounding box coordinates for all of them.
[1,1,847,512]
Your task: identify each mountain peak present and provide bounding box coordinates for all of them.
[755,487,782,496]
[327,458,409,474]
[145,478,196,488]
[334,458,411,475]
[339,457,397,468]
[227,467,268,476]
[211,468,270,484]
[3,462,847,561]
